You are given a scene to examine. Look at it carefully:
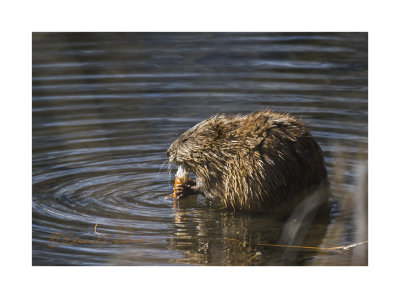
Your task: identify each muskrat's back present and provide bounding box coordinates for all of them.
[167,110,329,213]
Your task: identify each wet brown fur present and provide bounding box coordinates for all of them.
[167,110,328,213]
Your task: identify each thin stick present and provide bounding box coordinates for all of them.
[245,252,262,265]
[224,237,368,253]
[257,241,368,252]
[94,224,99,234]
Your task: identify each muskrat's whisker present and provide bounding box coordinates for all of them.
[157,160,169,174]
[168,162,173,189]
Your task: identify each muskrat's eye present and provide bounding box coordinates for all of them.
[182,137,189,143]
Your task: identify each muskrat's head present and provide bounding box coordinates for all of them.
[167,115,235,174]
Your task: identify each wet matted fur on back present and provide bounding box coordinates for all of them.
[167,110,328,213]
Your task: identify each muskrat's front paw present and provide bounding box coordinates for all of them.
[174,179,198,199]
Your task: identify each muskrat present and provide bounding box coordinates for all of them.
[167,109,329,213]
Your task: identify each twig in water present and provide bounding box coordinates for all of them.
[224,237,368,253]
[94,224,99,234]
[257,241,368,252]
[245,252,262,265]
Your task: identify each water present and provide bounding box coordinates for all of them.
[32,32,368,265]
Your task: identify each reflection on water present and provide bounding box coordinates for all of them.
[32,33,368,265]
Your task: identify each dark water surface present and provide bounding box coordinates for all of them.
[32,33,368,265]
